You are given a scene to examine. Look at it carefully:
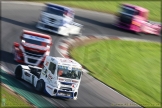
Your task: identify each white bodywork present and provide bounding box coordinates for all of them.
[37,11,83,36]
[14,56,83,100]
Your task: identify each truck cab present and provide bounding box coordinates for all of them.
[37,3,83,36]
[14,56,83,100]
[116,3,149,32]
[13,30,52,67]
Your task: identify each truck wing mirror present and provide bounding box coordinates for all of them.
[13,42,20,47]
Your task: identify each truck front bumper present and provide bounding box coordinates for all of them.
[115,21,141,32]
[37,21,69,36]
[45,84,78,99]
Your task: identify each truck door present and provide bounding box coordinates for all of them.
[23,70,33,84]
[47,62,57,85]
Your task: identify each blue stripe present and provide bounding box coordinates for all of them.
[46,3,73,12]
[61,82,73,85]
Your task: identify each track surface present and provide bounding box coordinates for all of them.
[1,2,161,108]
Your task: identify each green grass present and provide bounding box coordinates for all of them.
[1,85,33,107]
[29,0,161,22]
[70,40,161,108]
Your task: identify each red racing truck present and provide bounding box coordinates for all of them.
[115,3,161,36]
[12,30,52,67]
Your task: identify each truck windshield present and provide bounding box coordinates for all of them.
[121,6,139,15]
[45,7,64,16]
[44,7,74,18]
[57,66,82,80]
[22,38,48,47]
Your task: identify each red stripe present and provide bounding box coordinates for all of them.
[61,40,71,45]
[23,30,52,39]
[59,45,68,50]
[87,35,97,39]
[62,54,69,58]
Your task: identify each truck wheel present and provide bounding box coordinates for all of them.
[15,65,22,79]
[36,80,45,92]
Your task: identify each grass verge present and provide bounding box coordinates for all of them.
[25,0,160,22]
[1,84,34,108]
[70,40,161,108]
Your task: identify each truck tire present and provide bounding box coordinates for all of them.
[15,65,22,79]
[36,79,45,92]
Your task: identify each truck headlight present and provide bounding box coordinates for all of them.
[21,40,25,43]
[72,83,77,88]
[45,51,50,56]
[132,21,141,26]
[46,45,50,48]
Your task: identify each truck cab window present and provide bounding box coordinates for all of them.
[49,62,56,74]
[44,7,64,16]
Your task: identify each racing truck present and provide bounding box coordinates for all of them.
[12,30,52,67]
[37,3,83,36]
[14,56,83,100]
[115,3,161,36]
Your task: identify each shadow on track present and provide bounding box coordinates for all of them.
[0,16,62,36]
[75,15,141,35]
[1,69,71,103]
[0,50,17,65]
[1,16,139,36]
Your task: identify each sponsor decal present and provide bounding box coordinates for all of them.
[23,43,46,50]
[47,85,53,90]
[51,58,54,61]
[25,72,31,77]
[72,80,78,83]
[45,62,49,66]
[60,59,72,63]
[65,79,71,82]
[47,73,53,83]
[48,74,53,79]
[23,34,51,43]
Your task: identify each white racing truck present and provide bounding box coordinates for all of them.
[37,3,83,36]
[14,56,83,100]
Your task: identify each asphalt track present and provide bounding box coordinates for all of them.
[1,2,161,108]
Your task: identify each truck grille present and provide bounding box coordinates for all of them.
[44,25,58,31]
[60,87,72,91]
[25,49,44,57]
[28,58,37,64]
[57,91,72,97]
[49,18,56,23]
[61,82,72,85]
[119,14,133,25]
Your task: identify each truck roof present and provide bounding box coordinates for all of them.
[23,30,52,40]
[50,56,82,68]
[45,3,74,13]
[122,3,149,12]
